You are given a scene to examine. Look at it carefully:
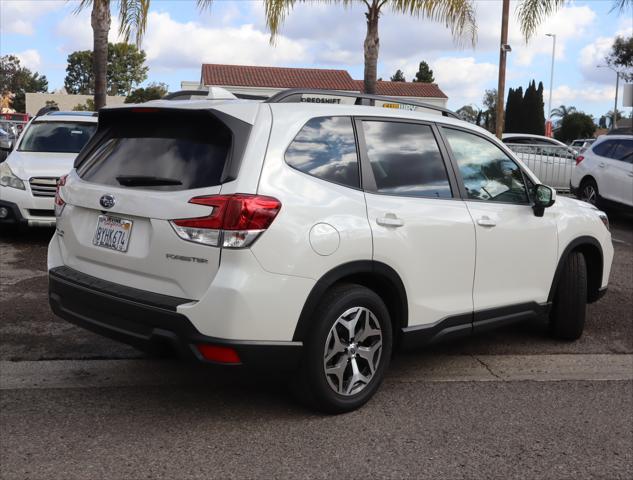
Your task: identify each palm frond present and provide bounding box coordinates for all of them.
[610,0,632,13]
[196,0,214,12]
[389,0,477,47]
[118,0,150,46]
[264,0,354,43]
[516,0,567,41]
[73,0,96,15]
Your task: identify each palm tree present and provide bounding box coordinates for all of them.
[550,105,576,121]
[264,0,477,95]
[76,0,213,110]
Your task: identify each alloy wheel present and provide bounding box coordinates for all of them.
[322,306,383,396]
[581,184,597,205]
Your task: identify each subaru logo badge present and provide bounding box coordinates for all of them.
[99,194,116,209]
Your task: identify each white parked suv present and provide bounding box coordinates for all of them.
[0,111,97,228]
[48,90,613,412]
[571,134,633,209]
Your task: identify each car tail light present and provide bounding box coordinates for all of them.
[575,155,584,165]
[170,194,281,248]
[195,344,241,364]
[54,174,68,217]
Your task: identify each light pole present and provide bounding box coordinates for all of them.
[546,34,556,119]
[495,0,511,139]
[598,64,620,129]
[545,33,556,137]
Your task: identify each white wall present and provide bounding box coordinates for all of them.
[25,93,126,115]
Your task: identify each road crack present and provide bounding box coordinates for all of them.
[473,356,502,380]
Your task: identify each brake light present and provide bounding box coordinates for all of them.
[54,174,68,217]
[195,344,241,364]
[575,155,584,165]
[170,194,281,248]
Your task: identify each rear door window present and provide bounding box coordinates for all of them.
[77,113,232,191]
[285,116,360,189]
[361,121,452,198]
[607,140,633,162]
[592,140,615,158]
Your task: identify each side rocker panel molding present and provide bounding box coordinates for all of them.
[292,261,408,342]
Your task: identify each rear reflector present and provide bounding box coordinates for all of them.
[54,174,68,217]
[170,194,281,248]
[195,344,241,364]
[575,155,584,165]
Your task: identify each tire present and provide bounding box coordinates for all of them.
[294,283,393,413]
[549,251,587,341]
[579,178,599,206]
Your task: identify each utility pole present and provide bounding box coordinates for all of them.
[598,65,621,130]
[545,33,556,137]
[495,0,511,139]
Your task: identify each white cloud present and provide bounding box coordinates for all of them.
[0,0,66,36]
[16,49,41,70]
[579,26,633,84]
[141,12,308,71]
[552,84,616,107]
[55,11,123,53]
[432,57,498,107]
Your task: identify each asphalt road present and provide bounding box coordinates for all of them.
[0,208,632,479]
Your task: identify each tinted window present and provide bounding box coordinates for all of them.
[503,137,534,145]
[592,140,615,158]
[362,121,451,198]
[608,139,633,162]
[443,128,529,204]
[78,114,231,191]
[285,116,359,188]
[18,121,96,153]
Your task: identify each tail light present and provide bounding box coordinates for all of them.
[195,344,241,364]
[170,194,281,248]
[54,174,68,217]
[575,155,584,165]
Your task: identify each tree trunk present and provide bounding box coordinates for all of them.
[91,0,111,110]
[363,3,380,96]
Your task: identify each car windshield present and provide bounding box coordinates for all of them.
[18,121,97,153]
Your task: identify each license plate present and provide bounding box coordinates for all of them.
[93,215,133,252]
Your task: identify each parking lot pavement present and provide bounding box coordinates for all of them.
[1,370,631,479]
[1,210,631,361]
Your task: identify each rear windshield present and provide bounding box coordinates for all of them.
[18,121,97,153]
[77,113,232,191]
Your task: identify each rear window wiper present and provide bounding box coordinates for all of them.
[116,175,182,187]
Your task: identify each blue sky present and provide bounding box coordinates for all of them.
[1,0,630,119]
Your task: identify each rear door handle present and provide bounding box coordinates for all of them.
[376,215,404,228]
[477,216,496,227]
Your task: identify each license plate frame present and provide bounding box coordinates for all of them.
[92,215,133,252]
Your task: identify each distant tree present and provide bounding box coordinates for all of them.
[504,87,523,133]
[535,81,545,135]
[598,115,608,129]
[390,69,406,82]
[64,50,93,94]
[456,104,478,124]
[0,55,48,113]
[606,34,633,81]
[45,100,59,108]
[125,82,168,103]
[605,109,624,129]
[550,104,576,122]
[64,43,149,97]
[413,61,434,83]
[481,89,497,133]
[72,98,96,111]
[556,112,596,143]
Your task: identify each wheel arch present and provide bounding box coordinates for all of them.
[293,261,408,342]
[548,236,604,304]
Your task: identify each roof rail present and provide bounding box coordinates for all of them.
[265,89,459,119]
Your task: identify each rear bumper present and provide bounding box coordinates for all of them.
[48,266,302,370]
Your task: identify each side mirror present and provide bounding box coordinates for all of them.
[533,184,556,217]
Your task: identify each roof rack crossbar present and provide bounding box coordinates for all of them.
[265,89,458,119]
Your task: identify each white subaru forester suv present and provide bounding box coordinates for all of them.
[48,89,613,412]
